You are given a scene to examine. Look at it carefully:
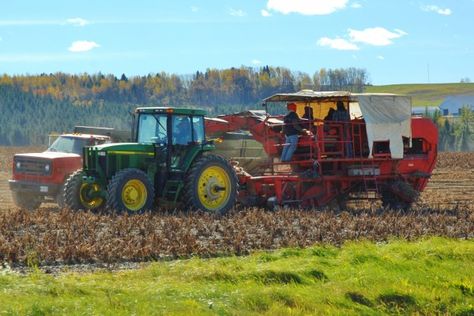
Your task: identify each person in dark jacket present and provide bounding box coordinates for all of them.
[332,100,353,157]
[302,105,314,121]
[332,101,350,122]
[280,103,307,162]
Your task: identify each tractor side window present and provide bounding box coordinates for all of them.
[138,114,168,144]
[172,115,192,145]
[192,116,205,144]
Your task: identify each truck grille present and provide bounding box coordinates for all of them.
[14,157,52,176]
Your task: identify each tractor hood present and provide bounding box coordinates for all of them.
[90,142,155,154]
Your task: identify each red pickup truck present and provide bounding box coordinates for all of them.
[9,127,129,209]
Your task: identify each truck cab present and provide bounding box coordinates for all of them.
[9,126,129,210]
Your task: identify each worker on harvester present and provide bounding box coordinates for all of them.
[331,101,353,157]
[280,102,310,162]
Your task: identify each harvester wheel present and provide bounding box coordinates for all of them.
[106,168,155,214]
[381,180,418,211]
[64,169,104,211]
[12,191,42,210]
[184,155,238,215]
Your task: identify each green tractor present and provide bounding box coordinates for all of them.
[64,107,238,214]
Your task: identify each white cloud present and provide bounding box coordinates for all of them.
[377,55,385,60]
[252,59,262,65]
[68,40,100,53]
[261,9,272,17]
[422,5,452,16]
[318,27,406,51]
[351,2,362,9]
[229,8,247,17]
[348,27,407,46]
[266,0,348,15]
[317,37,359,50]
[66,17,89,27]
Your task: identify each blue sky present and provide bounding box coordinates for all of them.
[0,0,473,85]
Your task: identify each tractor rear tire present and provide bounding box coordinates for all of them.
[12,191,42,210]
[64,169,105,211]
[106,168,155,214]
[184,155,238,215]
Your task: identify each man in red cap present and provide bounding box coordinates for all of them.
[281,102,307,161]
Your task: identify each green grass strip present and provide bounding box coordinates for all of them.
[0,237,473,315]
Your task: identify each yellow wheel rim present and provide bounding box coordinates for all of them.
[121,179,147,212]
[197,166,231,211]
[80,183,103,209]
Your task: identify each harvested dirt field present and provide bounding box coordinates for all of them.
[0,207,472,266]
[0,147,473,266]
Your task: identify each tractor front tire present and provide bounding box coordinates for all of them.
[64,169,104,211]
[184,155,238,215]
[12,191,42,210]
[106,168,155,214]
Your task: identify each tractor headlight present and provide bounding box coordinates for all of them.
[98,151,106,156]
[16,161,21,170]
[44,164,51,172]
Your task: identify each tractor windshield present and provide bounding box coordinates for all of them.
[47,136,92,155]
[137,113,168,144]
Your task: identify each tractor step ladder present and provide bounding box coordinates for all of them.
[163,180,183,203]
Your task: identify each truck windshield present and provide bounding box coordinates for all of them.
[47,136,90,155]
[137,113,168,144]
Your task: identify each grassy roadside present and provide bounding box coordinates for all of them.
[0,237,473,315]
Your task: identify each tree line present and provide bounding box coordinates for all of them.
[0,66,369,145]
[428,107,474,151]
[0,66,368,110]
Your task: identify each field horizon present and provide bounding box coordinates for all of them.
[365,82,474,107]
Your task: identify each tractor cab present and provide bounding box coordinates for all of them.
[135,107,206,146]
[134,107,208,172]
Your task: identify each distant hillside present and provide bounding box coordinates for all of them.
[364,83,474,107]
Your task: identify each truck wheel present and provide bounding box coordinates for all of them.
[106,168,155,214]
[184,155,238,215]
[64,170,104,211]
[12,191,42,210]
